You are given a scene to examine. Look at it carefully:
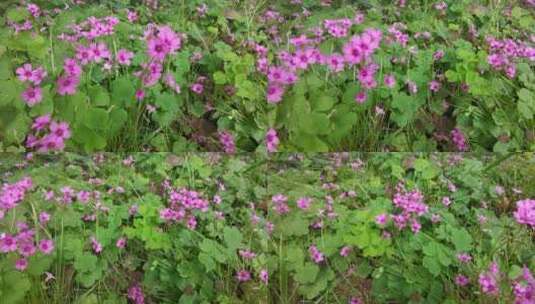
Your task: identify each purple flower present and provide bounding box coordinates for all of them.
[514,199,535,228]
[39,239,54,254]
[236,269,251,282]
[15,258,28,271]
[455,274,470,286]
[267,84,285,103]
[259,269,268,284]
[296,197,312,210]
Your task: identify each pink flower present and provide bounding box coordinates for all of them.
[325,53,345,72]
[147,38,168,61]
[297,197,312,210]
[127,284,145,304]
[21,86,43,106]
[50,121,71,139]
[127,10,138,23]
[190,83,204,95]
[266,128,280,152]
[375,213,388,225]
[76,45,94,65]
[455,274,470,286]
[451,128,469,151]
[219,131,236,154]
[384,74,396,88]
[429,80,442,92]
[135,89,145,101]
[514,199,535,228]
[116,237,127,249]
[343,36,364,65]
[56,75,80,95]
[340,246,352,257]
[31,67,47,85]
[39,239,54,254]
[267,84,285,103]
[355,91,367,104]
[479,266,500,295]
[236,270,251,282]
[117,49,134,66]
[0,234,18,252]
[39,212,50,224]
[91,237,103,254]
[32,114,51,131]
[442,196,451,207]
[16,64,35,82]
[18,242,36,257]
[309,245,325,263]
[15,258,28,271]
[89,43,110,63]
[457,253,472,263]
[259,269,268,284]
[63,58,82,77]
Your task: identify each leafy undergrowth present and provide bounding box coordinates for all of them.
[0,0,534,152]
[0,153,269,304]
[0,153,534,303]
[267,153,535,303]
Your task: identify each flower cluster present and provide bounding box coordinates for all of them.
[309,244,325,263]
[479,262,500,295]
[219,131,236,154]
[16,63,47,106]
[0,176,55,272]
[451,128,469,152]
[0,177,33,217]
[266,128,280,152]
[272,194,290,215]
[385,183,429,233]
[159,187,210,230]
[486,37,535,79]
[59,16,120,42]
[145,25,182,62]
[323,18,352,38]
[26,115,71,152]
[260,24,382,105]
[127,284,145,304]
[514,199,535,228]
[513,267,535,304]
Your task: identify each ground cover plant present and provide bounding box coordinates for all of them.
[0,152,534,303]
[266,153,535,303]
[0,0,534,152]
[0,153,270,304]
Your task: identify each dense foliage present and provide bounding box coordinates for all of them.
[0,0,533,152]
[0,153,534,303]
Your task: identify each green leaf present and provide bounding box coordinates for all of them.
[423,256,441,277]
[413,158,439,179]
[518,89,534,120]
[84,108,109,130]
[111,77,135,107]
[213,71,227,85]
[277,214,309,237]
[450,228,472,252]
[0,271,31,304]
[299,113,331,135]
[293,133,329,152]
[223,227,243,252]
[391,93,421,127]
[74,125,107,152]
[198,253,216,272]
[108,108,127,136]
[311,94,335,112]
[74,253,98,273]
[295,263,319,284]
[89,87,110,107]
